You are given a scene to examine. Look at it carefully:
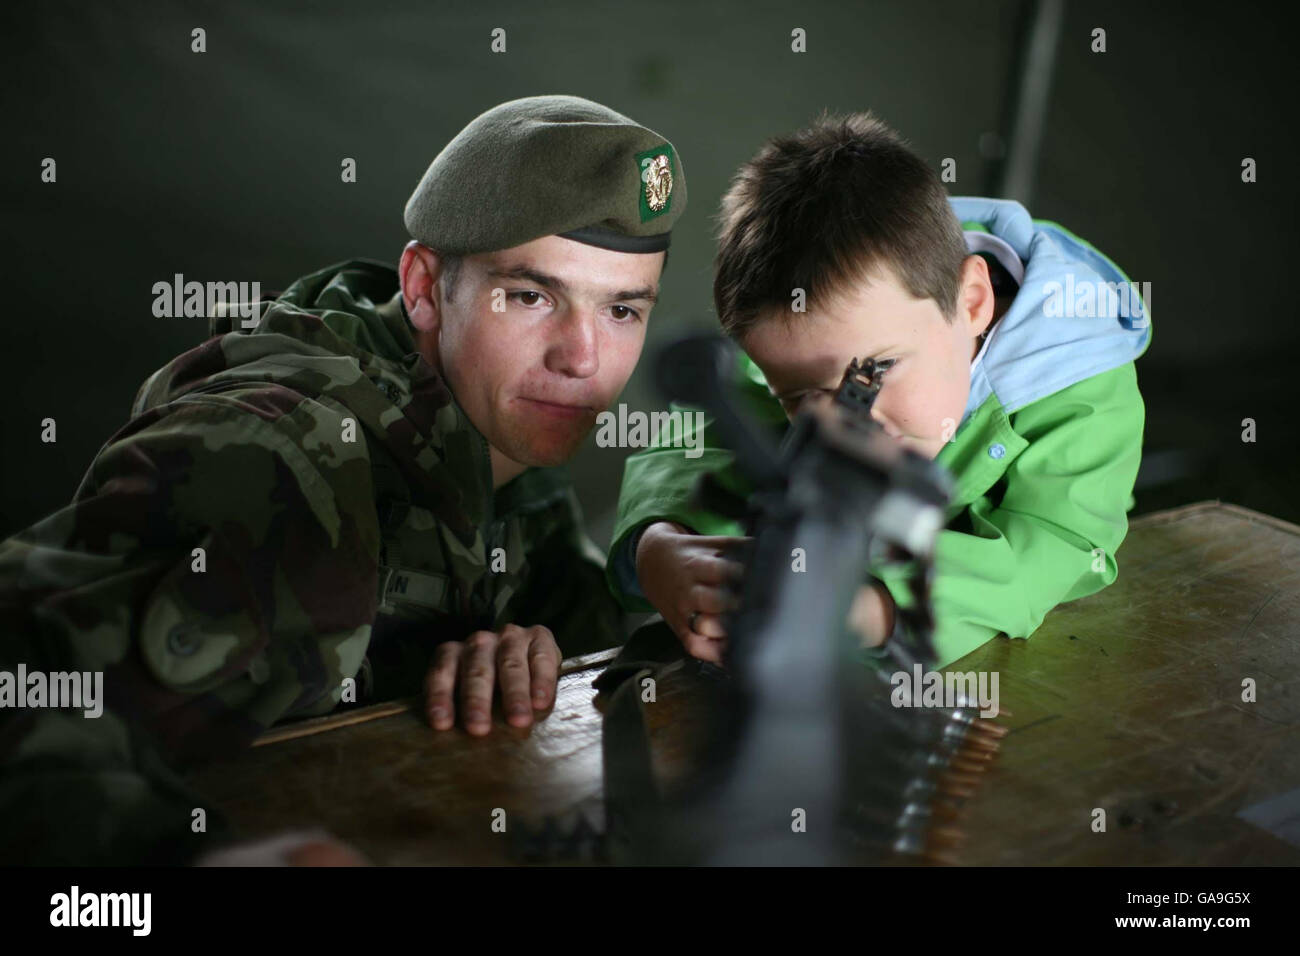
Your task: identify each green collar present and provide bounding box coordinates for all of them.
[934,392,1028,512]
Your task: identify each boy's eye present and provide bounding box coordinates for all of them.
[783,388,832,413]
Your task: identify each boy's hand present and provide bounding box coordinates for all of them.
[635,521,748,664]
[849,580,897,649]
[424,624,561,735]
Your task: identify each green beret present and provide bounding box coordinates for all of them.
[404,94,686,255]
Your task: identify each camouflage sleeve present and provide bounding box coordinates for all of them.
[0,387,381,864]
[504,486,627,658]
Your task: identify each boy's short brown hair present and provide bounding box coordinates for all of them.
[713,111,968,338]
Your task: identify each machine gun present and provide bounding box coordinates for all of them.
[515,334,1005,866]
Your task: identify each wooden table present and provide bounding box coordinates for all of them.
[958,501,1300,864]
[185,501,1300,864]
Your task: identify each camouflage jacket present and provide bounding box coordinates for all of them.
[0,259,624,864]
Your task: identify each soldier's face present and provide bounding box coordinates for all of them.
[740,258,993,461]
[435,236,662,469]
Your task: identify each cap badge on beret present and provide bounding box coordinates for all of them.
[637,144,675,221]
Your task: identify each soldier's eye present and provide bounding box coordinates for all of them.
[610,305,642,322]
[510,290,548,307]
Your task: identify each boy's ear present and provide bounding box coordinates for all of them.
[398,241,445,335]
[956,254,996,337]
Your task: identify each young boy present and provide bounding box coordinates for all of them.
[605,111,1151,669]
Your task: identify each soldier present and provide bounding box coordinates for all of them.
[0,95,686,864]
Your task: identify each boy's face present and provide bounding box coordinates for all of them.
[741,256,995,461]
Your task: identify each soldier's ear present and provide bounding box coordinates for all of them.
[399,241,445,336]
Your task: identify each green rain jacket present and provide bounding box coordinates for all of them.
[0,259,622,864]
[606,197,1152,670]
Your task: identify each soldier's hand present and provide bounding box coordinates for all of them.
[635,521,747,665]
[424,624,561,735]
[195,830,371,866]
